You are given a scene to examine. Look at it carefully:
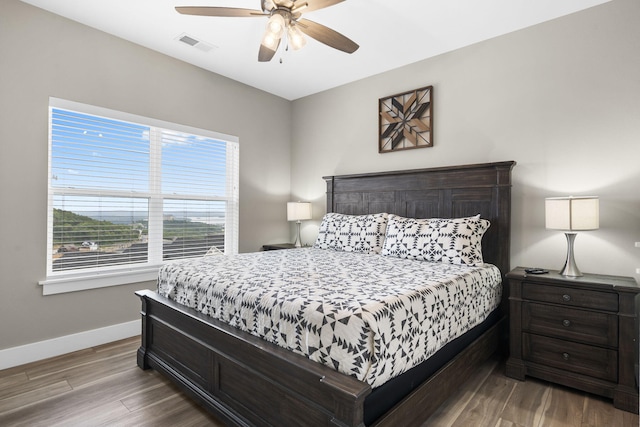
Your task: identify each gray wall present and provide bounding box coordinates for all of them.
[291,0,640,280]
[0,0,292,349]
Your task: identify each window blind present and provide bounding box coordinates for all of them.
[46,98,239,281]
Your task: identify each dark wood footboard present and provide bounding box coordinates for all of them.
[136,289,505,426]
[136,289,372,427]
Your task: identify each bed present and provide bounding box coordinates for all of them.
[136,160,516,426]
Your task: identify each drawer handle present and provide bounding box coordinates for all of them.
[562,320,571,327]
[562,294,571,302]
[562,352,570,361]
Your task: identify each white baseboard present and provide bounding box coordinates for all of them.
[0,320,140,371]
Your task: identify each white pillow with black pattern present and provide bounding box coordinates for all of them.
[335,213,389,254]
[381,214,489,266]
[313,212,345,250]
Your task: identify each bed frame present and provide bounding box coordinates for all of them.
[136,160,516,426]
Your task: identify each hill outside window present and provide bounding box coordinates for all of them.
[41,98,239,294]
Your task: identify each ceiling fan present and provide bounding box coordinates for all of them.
[175,0,359,62]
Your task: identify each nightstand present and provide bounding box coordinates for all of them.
[506,267,640,413]
[262,243,296,251]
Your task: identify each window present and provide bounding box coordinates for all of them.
[41,98,239,294]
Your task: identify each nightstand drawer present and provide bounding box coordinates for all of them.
[522,283,618,312]
[523,333,617,382]
[523,302,618,347]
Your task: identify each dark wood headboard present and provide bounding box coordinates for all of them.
[323,161,516,277]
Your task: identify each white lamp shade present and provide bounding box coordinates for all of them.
[287,202,312,221]
[545,196,599,231]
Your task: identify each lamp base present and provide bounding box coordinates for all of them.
[560,232,582,277]
[293,221,302,248]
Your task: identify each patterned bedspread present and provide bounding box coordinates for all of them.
[158,248,502,387]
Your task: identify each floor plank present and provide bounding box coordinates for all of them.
[581,394,639,427]
[119,382,174,412]
[421,358,499,426]
[22,348,97,380]
[0,379,72,414]
[0,368,162,425]
[49,400,131,427]
[0,371,30,397]
[1,337,637,427]
[449,368,517,427]
[494,419,526,427]
[104,393,222,427]
[500,377,551,427]
[538,385,586,427]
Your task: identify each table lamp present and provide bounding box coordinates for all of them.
[287,201,312,248]
[545,196,599,277]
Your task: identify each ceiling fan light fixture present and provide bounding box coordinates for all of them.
[261,31,279,50]
[287,24,306,51]
[174,1,359,62]
[266,13,285,37]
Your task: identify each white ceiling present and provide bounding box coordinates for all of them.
[21,0,609,100]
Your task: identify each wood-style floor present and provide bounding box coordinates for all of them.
[0,337,637,426]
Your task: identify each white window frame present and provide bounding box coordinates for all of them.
[40,98,239,295]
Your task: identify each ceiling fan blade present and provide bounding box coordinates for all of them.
[296,18,359,54]
[300,0,345,13]
[175,7,264,17]
[258,40,281,62]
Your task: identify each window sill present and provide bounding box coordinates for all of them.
[39,265,162,295]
